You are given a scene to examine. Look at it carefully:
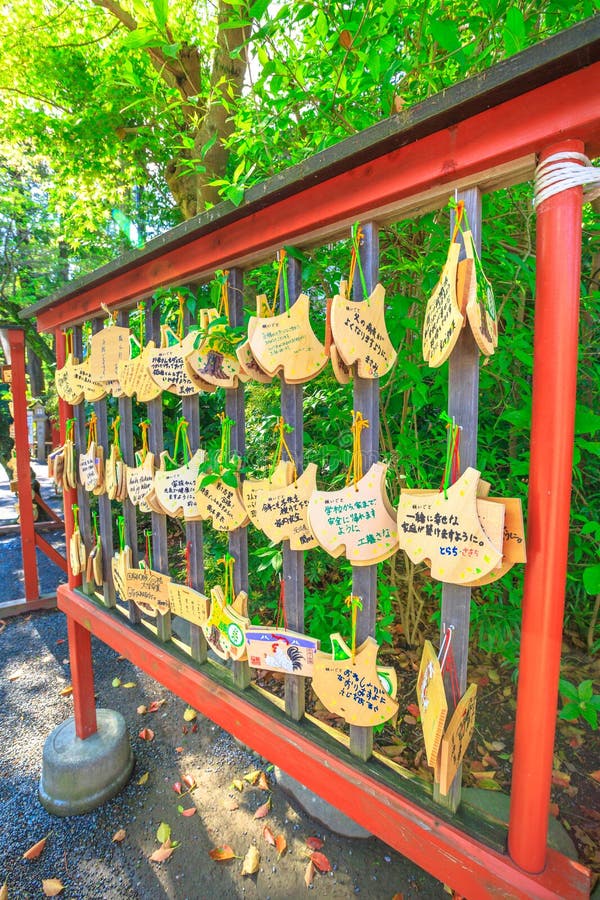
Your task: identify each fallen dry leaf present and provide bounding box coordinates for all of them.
[306,836,324,850]
[116,654,126,661]
[263,826,276,846]
[275,834,287,857]
[137,772,149,786]
[149,845,174,863]
[178,806,196,817]
[59,686,73,697]
[0,881,7,900]
[310,851,332,872]
[42,879,64,897]
[231,779,244,792]
[122,682,136,689]
[243,770,261,785]
[173,782,182,795]
[225,798,239,811]
[241,845,260,876]
[549,803,560,818]
[191,723,198,733]
[254,798,271,819]
[403,715,417,725]
[304,860,316,887]
[175,746,184,753]
[182,774,196,790]
[137,705,148,715]
[183,707,197,722]
[209,845,236,861]
[257,771,269,791]
[23,836,48,859]
[476,778,502,791]
[552,770,571,788]
[112,829,126,843]
[8,673,20,682]
[182,726,188,735]
[338,29,353,49]
[147,700,164,713]
[392,894,404,900]
[112,677,121,687]
[156,823,171,844]
[590,770,600,784]
[138,728,154,741]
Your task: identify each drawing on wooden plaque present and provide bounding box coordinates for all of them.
[417,640,448,767]
[168,582,210,628]
[397,467,504,584]
[255,463,318,550]
[437,683,478,796]
[308,461,399,565]
[118,342,163,401]
[312,636,399,726]
[248,293,327,383]
[186,307,245,389]
[462,229,498,357]
[154,449,205,520]
[246,627,320,676]
[125,565,171,617]
[88,324,131,384]
[242,460,295,529]
[147,327,208,396]
[331,283,396,378]
[466,497,526,586]
[422,241,464,368]
[202,585,250,661]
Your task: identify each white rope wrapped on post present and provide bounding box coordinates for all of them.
[533,152,600,208]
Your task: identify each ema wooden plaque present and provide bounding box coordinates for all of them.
[112,546,132,603]
[330,343,353,384]
[126,452,155,512]
[195,477,249,532]
[255,463,318,550]
[154,449,205,520]
[246,627,320,676]
[118,342,163,402]
[248,293,328,383]
[148,328,206,396]
[331,284,396,378]
[126,566,171,617]
[308,462,399,565]
[236,340,273,383]
[417,640,448,768]
[463,230,498,357]
[438,683,478,796]
[202,586,249,661]
[422,241,464,368]
[55,355,106,405]
[242,460,295,529]
[397,468,503,584]
[330,633,398,700]
[467,497,526,586]
[79,442,104,494]
[168,582,210,627]
[312,636,399,727]
[88,326,131,383]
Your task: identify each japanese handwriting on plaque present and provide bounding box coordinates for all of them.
[55,355,106,405]
[308,462,399,565]
[195,477,249,532]
[437,683,478,796]
[88,325,131,383]
[422,241,464,368]
[125,566,171,617]
[79,444,105,496]
[148,328,208,396]
[126,452,156,513]
[416,641,448,767]
[466,497,526,586]
[330,284,396,378]
[168,582,210,628]
[312,636,399,727]
[255,463,318,550]
[154,449,205,520]
[112,547,132,603]
[462,230,498,357]
[248,293,328,384]
[397,467,503,584]
[242,460,295,529]
[246,628,320,677]
[330,634,398,701]
[118,342,162,402]
[202,586,249,661]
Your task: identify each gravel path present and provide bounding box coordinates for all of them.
[0,610,447,899]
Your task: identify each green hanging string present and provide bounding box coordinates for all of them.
[65,418,75,442]
[145,529,153,569]
[116,515,126,552]
[351,222,369,302]
[172,417,191,467]
[92,511,100,549]
[439,411,461,499]
[72,503,80,534]
[218,413,234,471]
[219,552,235,606]
[344,594,363,662]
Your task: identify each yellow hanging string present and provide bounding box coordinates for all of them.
[65,418,75,443]
[86,412,98,450]
[139,420,150,462]
[344,595,363,662]
[347,224,367,299]
[218,270,230,321]
[63,329,73,357]
[268,249,287,316]
[269,416,297,482]
[138,301,145,351]
[451,200,465,244]
[101,303,115,325]
[177,293,185,341]
[111,416,121,459]
[218,554,235,606]
[345,410,369,490]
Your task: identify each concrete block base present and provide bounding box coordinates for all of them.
[39,709,134,816]
[276,767,371,838]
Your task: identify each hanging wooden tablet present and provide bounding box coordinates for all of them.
[242,460,295,529]
[466,497,526,586]
[112,545,132,603]
[248,293,327,383]
[330,343,353,384]
[126,451,155,513]
[55,354,85,405]
[154,449,205,520]
[437,683,478,796]
[397,467,503,584]
[168,582,210,628]
[118,342,163,402]
[462,229,498,357]
[148,327,206,396]
[236,339,273,383]
[68,504,87,577]
[79,443,101,492]
[312,636,399,727]
[331,283,396,378]
[246,627,320,676]
[186,307,244,389]
[416,640,448,767]
[195,477,248,532]
[125,565,171,617]
[329,633,398,700]
[308,462,399,565]
[255,463,318,550]
[88,324,131,384]
[202,586,250,661]
[422,241,464,368]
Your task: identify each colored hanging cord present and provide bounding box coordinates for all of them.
[137,300,145,356]
[185,541,192,588]
[111,416,122,459]
[101,303,116,325]
[117,515,126,552]
[438,625,460,705]
[439,412,461,499]
[269,416,297,482]
[139,420,150,463]
[269,249,290,316]
[217,412,234,470]
[217,270,230,321]
[344,595,363,662]
[172,417,192,466]
[63,329,74,357]
[275,576,288,630]
[218,553,235,606]
[325,298,333,355]
[145,529,153,569]
[65,418,75,443]
[450,199,465,244]
[345,410,370,490]
[72,503,80,535]
[91,511,101,549]
[86,412,98,450]
[177,294,185,342]
[348,223,368,301]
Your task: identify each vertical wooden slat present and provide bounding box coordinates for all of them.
[226,267,250,689]
[182,303,207,662]
[91,318,115,607]
[280,255,306,721]
[433,188,482,812]
[116,310,140,623]
[146,302,171,642]
[350,221,380,761]
[72,325,93,594]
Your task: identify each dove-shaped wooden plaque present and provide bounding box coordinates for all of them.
[202,585,249,661]
[312,636,399,727]
[308,462,399,565]
[331,284,396,378]
[242,460,295,529]
[118,342,163,401]
[125,566,171,617]
[246,627,320,677]
[168,582,210,628]
[154,449,205,520]
[248,294,327,383]
[255,463,318,550]
[397,468,503,583]
[417,640,448,768]
[88,325,131,383]
[422,241,464,368]
[55,355,106,404]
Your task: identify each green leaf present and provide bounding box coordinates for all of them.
[122,28,164,50]
[430,19,461,52]
[221,470,238,488]
[580,705,598,729]
[583,564,600,595]
[152,0,168,30]
[503,6,526,55]
[249,0,270,18]
[578,680,594,702]
[156,822,171,844]
[558,678,579,701]
[575,405,600,435]
[315,10,327,39]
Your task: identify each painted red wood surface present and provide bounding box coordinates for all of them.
[67,613,97,738]
[58,586,590,900]
[36,63,600,332]
[35,532,68,573]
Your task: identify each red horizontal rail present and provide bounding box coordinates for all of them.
[36,62,600,333]
[59,587,590,900]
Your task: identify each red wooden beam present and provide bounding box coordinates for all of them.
[7,329,39,601]
[67,613,97,738]
[35,533,68,574]
[55,329,81,592]
[35,63,600,333]
[508,141,584,873]
[58,586,591,900]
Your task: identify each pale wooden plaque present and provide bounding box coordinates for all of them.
[248,293,328,383]
[118,342,163,402]
[88,326,131,383]
[202,586,250,661]
[126,452,155,512]
[467,497,526,586]
[438,683,477,796]
[463,230,498,357]
[416,640,448,767]
[331,284,396,378]
[255,463,318,550]
[242,460,294,529]
[246,627,320,676]
[168,582,210,627]
[148,329,206,396]
[154,449,205,519]
[126,566,171,617]
[195,477,249,532]
[422,241,464,368]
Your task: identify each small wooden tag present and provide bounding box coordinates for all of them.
[168,582,210,627]
[437,683,477,796]
[416,640,448,767]
[88,326,131,382]
[125,566,171,617]
[246,628,320,676]
[330,284,396,378]
[148,329,206,396]
[154,450,205,520]
[248,294,328,383]
[422,242,464,368]
[255,464,318,550]
[202,586,249,661]
[242,460,294,529]
[118,342,163,401]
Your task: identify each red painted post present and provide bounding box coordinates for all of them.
[8,329,39,601]
[56,328,97,737]
[508,140,584,873]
